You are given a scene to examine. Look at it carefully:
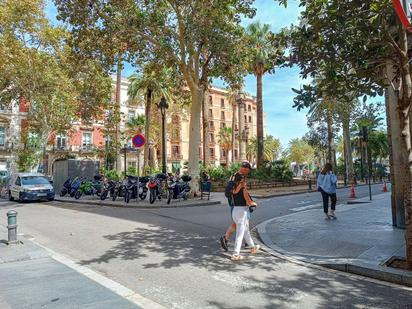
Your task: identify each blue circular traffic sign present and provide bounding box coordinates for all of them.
[132,134,146,148]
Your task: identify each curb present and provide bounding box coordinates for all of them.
[255,203,412,288]
[54,198,221,209]
[252,182,383,199]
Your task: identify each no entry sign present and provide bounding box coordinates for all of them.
[132,134,146,148]
[394,0,412,31]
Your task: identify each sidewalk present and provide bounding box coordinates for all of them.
[257,192,412,286]
[55,194,223,208]
[0,225,143,308]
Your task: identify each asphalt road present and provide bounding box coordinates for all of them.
[1,183,411,309]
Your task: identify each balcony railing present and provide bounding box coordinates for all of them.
[168,154,183,161]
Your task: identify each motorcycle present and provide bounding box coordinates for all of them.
[100,180,117,200]
[74,179,102,199]
[111,180,126,201]
[148,173,167,204]
[60,177,73,197]
[124,176,150,203]
[69,177,83,197]
[167,175,191,204]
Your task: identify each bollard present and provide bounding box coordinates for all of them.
[7,210,18,244]
[308,179,312,191]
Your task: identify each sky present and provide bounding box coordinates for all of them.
[44,0,315,147]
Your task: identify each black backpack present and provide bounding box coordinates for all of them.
[224,174,236,199]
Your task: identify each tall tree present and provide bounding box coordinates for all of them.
[246,22,285,168]
[217,127,232,166]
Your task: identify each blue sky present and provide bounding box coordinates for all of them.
[45,0,310,147]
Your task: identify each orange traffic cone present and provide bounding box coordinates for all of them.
[382,181,388,192]
[350,184,356,198]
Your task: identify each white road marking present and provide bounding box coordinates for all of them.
[291,203,322,212]
[31,239,167,309]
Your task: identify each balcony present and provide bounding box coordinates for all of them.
[81,145,94,152]
[52,145,72,152]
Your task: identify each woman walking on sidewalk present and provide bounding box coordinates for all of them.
[317,163,338,220]
[230,173,260,261]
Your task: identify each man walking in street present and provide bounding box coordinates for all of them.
[220,161,252,251]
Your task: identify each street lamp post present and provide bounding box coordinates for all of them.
[362,126,372,201]
[123,143,127,178]
[158,97,169,174]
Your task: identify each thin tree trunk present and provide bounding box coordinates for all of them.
[231,100,237,163]
[238,99,246,161]
[385,59,405,227]
[188,85,203,195]
[256,72,264,168]
[342,117,354,183]
[144,87,152,169]
[326,110,333,164]
[115,57,122,172]
[202,90,209,167]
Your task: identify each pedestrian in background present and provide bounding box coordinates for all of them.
[317,163,338,219]
[230,173,260,261]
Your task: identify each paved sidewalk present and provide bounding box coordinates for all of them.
[0,226,141,309]
[257,192,412,286]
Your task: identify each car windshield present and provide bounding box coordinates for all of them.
[21,176,50,186]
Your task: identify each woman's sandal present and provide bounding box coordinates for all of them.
[250,245,261,254]
[231,254,245,261]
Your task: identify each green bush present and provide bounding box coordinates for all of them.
[250,160,293,182]
[101,168,120,181]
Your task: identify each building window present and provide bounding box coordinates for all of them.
[82,132,92,150]
[235,124,238,130]
[209,148,214,158]
[221,149,226,157]
[249,116,252,123]
[221,111,225,120]
[209,96,213,105]
[0,127,5,147]
[209,133,214,143]
[208,109,213,118]
[208,121,214,129]
[221,98,225,108]
[220,122,226,129]
[105,135,113,148]
[128,110,135,120]
[172,145,180,158]
[248,105,251,111]
[56,134,67,149]
[234,149,238,159]
[244,115,247,122]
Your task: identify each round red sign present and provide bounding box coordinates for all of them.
[393,0,412,32]
[132,134,146,148]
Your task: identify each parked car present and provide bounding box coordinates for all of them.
[9,173,55,202]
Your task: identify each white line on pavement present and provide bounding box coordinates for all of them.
[31,239,167,309]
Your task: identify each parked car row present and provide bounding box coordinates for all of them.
[60,173,192,205]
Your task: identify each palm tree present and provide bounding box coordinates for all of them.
[128,67,173,169]
[217,127,232,166]
[126,115,145,135]
[246,22,276,168]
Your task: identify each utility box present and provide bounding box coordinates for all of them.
[52,159,100,193]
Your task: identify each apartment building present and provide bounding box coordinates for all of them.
[3,76,263,175]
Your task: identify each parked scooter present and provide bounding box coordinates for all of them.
[100,180,117,200]
[60,177,73,197]
[74,178,102,199]
[69,177,83,197]
[148,173,167,204]
[167,175,191,204]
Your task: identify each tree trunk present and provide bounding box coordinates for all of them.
[399,27,412,269]
[143,87,152,169]
[202,90,209,167]
[256,72,264,168]
[231,100,237,163]
[342,117,354,183]
[238,99,246,161]
[385,60,405,227]
[188,85,203,195]
[115,58,122,172]
[326,110,333,164]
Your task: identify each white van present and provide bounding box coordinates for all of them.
[9,173,55,202]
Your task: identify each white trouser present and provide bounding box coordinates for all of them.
[231,206,255,255]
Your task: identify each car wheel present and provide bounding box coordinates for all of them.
[18,193,23,203]
[8,191,14,201]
